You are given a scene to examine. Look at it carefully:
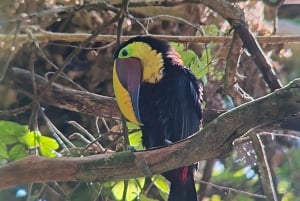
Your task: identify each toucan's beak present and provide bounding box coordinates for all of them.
[113,58,143,125]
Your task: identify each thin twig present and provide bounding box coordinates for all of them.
[224,31,254,105]
[198,180,267,199]
[39,33,99,97]
[260,132,300,141]
[3,5,78,23]
[28,50,40,155]
[41,111,75,150]
[0,104,32,116]
[198,159,215,200]
[250,132,278,201]
[69,132,92,145]
[0,22,21,82]
[131,14,203,32]
[116,0,130,45]
[68,121,105,152]
[25,27,87,91]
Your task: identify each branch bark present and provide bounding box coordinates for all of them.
[1,78,300,190]
[250,132,278,201]
[9,67,224,125]
[11,67,121,120]
[2,31,300,44]
[224,31,254,105]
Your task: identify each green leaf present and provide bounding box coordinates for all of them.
[203,24,219,36]
[211,194,222,201]
[170,42,209,80]
[152,175,169,194]
[19,131,40,148]
[0,120,29,139]
[1,135,18,144]
[201,49,212,64]
[233,167,247,178]
[19,131,59,157]
[0,143,8,159]
[39,135,59,157]
[281,192,295,201]
[128,131,142,147]
[127,121,143,150]
[112,178,145,201]
[112,181,124,200]
[8,144,28,161]
[126,121,140,130]
[277,180,291,194]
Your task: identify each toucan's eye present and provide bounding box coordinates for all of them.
[121,49,128,57]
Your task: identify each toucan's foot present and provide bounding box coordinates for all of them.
[165,139,173,145]
[127,145,137,152]
[134,155,152,178]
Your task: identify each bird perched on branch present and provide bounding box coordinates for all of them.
[113,36,202,201]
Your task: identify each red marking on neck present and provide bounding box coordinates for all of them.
[180,166,189,184]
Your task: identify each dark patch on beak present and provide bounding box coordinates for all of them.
[116,58,142,123]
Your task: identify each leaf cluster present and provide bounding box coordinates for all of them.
[0,120,59,162]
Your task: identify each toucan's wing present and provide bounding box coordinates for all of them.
[157,67,202,142]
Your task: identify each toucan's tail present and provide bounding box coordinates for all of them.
[163,165,197,201]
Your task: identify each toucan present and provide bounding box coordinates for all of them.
[113,36,202,201]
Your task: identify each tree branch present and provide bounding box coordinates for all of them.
[224,31,254,105]
[1,78,300,190]
[11,67,121,120]
[250,132,278,201]
[9,67,224,125]
[1,31,300,44]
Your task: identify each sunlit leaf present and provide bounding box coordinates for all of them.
[8,144,28,161]
[112,178,145,201]
[127,121,143,149]
[19,131,59,157]
[211,194,222,201]
[39,135,59,157]
[233,167,247,178]
[19,131,40,148]
[281,192,295,201]
[128,131,142,147]
[112,181,124,200]
[277,180,291,194]
[126,121,140,130]
[152,175,169,194]
[0,120,29,137]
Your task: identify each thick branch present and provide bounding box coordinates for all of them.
[233,21,283,91]
[10,68,223,124]
[1,78,300,190]
[11,67,121,119]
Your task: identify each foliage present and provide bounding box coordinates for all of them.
[170,42,210,84]
[111,178,145,201]
[0,120,59,163]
